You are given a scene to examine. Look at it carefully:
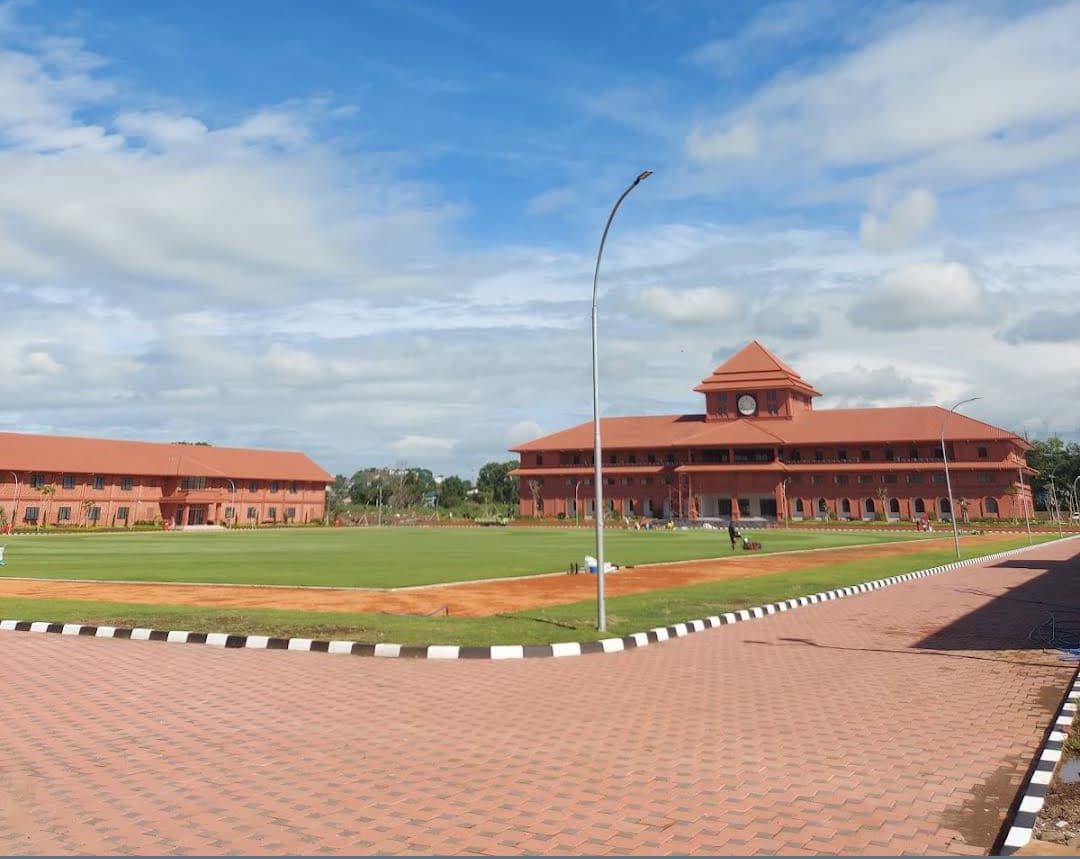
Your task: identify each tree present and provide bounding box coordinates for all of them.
[438,475,469,507]
[325,474,350,521]
[36,484,57,529]
[1025,437,1080,511]
[477,461,519,505]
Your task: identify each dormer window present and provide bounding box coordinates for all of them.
[717,394,729,416]
[766,390,779,415]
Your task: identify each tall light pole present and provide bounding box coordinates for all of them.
[1074,475,1080,529]
[227,479,236,527]
[592,170,652,632]
[1017,463,1033,544]
[574,479,583,526]
[941,397,982,559]
[6,471,18,532]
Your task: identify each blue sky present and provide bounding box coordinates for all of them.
[1,0,1079,477]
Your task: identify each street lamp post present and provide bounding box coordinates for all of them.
[574,480,583,526]
[592,170,652,632]
[227,479,236,527]
[1074,475,1080,529]
[941,397,982,559]
[1017,463,1033,544]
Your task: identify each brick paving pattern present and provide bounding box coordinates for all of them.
[2,540,1079,855]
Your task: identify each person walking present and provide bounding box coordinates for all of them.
[728,520,738,551]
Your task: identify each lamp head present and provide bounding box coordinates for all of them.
[635,170,653,184]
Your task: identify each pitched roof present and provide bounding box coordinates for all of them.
[694,340,821,397]
[0,432,333,482]
[511,406,1025,452]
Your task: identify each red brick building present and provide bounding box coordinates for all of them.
[0,432,332,528]
[512,342,1034,523]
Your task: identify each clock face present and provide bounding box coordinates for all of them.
[737,394,758,416]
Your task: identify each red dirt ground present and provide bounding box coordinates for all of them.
[0,535,996,618]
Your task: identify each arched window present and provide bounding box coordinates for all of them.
[889,497,900,514]
[985,497,999,515]
[817,498,828,514]
[841,498,851,515]
[864,498,875,513]
[914,497,925,514]
[940,498,951,513]
[794,499,804,514]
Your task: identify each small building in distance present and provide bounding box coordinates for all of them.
[511,341,1034,523]
[0,432,332,528]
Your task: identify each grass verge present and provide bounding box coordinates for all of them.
[0,535,1059,646]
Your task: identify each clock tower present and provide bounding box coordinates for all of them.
[693,341,821,422]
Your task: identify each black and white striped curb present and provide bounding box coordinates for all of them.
[2,536,1076,660]
[999,673,1080,854]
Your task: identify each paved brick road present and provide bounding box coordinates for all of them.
[2,540,1079,856]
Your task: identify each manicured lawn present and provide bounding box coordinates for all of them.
[0,526,937,588]
[0,535,1057,645]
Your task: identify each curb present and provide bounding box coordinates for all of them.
[999,673,1080,854]
[2,537,1075,660]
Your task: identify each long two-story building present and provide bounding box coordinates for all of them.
[1,432,332,528]
[511,341,1034,523]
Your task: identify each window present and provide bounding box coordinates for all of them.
[883,474,898,484]
[641,477,652,485]
[605,477,615,486]
[909,446,919,459]
[88,506,101,521]
[860,449,871,461]
[270,481,280,493]
[837,449,847,461]
[536,454,543,466]
[621,477,631,486]
[31,473,44,489]
[62,475,76,490]
[889,498,900,515]
[24,506,39,521]
[814,449,824,462]
[225,506,235,519]
[733,448,773,463]
[977,446,988,459]
[702,449,730,464]
[267,507,277,520]
[181,477,206,490]
[717,394,729,416]
[794,499,804,514]
[647,452,657,464]
[810,475,823,485]
[608,454,617,466]
[834,474,849,485]
[766,390,779,415]
[94,476,105,490]
[857,475,872,484]
[117,507,129,519]
[884,448,895,462]
[666,453,676,465]
[789,475,802,484]
[285,507,296,519]
[290,482,298,493]
[789,449,802,462]
[628,453,637,465]
[985,497,999,514]
[908,473,922,484]
[564,478,573,486]
[817,498,828,514]
[247,507,257,519]
[914,498,926,514]
[864,498,875,514]
[662,476,674,485]
[57,506,72,521]
[977,473,993,484]
[841,499,851,515]
[249,481,259,492]
[573,454,582,466]
[931,473,946,484]
[933,447,944,460]
[121,478,133,491]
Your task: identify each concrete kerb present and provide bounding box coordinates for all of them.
[999,673,1080,854]
[1,536,1076,660]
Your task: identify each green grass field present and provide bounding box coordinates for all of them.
[0,534,1059,645]
[0,527,939,588]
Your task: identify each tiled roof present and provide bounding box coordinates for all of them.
[0,432,333,482]
[694,340,821,397]
[511,407,1025,452]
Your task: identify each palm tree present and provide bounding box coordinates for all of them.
[36,484,57,530]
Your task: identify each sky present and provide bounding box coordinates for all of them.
[1,0,1079,480]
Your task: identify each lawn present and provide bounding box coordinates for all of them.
[0,534,1058,645]
[0,526,938,588]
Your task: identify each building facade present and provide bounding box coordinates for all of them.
[0,432,332,528]
[511,342,1035,523]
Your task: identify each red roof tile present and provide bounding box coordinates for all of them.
[694,341,821,397]
[0,432,333,482]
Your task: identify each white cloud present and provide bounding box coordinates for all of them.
[859,188,938,252]
[636,286,743,324]
[686,122,759,162]
[848,261,996,330]
[17,349,63,375]
[505,421,544,447]
[526,186,576,215]
[387,435,458,458]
